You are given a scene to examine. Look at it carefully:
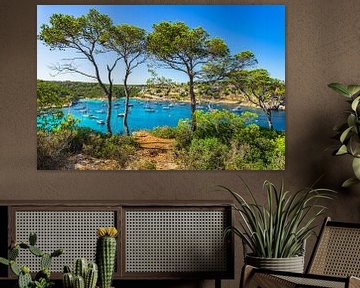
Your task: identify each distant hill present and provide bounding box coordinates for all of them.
[37,80,144,100]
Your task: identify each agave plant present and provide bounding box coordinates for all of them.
[223,180,334,258]
[328,83,360,187]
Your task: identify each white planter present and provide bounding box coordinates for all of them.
[245,254,305,273]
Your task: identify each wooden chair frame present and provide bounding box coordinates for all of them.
[241,217,360,288]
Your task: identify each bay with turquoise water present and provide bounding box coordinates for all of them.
[39,98,285,133]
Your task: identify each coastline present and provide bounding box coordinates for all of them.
[73,95,286,111]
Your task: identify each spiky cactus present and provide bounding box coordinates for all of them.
[74,258,88,279]
[96,227,118,288]
[63,260,98,288]
[18,266,32,288]
[85,262,98,288]
[0,232,64,288]
[63,272,74,288]
[73,275,85,288]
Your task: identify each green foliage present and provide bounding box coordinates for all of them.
[37,80,142,100]
[192,110,250,144]
[147,22,228,65]
[32,278,54,288]
[38,113,139,169]
[38,9,112,51]
[101,23,147,135]
[227,125,285,170]
[201,50,257,82]
[147,21,229,130]
[173,111,285,170]
[37,80,70,130]
[187,137,229,170]
[228,69,285,130]
[174,120,194,150]
[37,129,74,170]
[102,24,146,59]
[222,179,335,258]
[145,70,175,97]
[38,9,123,135]
[328,82,360,187]
[82,134,138,166]
[37,80,70,111]
[151,126,178,139]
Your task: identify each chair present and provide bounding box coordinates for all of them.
[241,217,360,288]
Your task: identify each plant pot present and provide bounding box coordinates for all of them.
[245,254,304,273]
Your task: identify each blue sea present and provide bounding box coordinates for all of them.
[38,98,285,133]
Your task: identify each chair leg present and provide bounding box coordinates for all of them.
[240,265,255,288]
[215,278,221,288]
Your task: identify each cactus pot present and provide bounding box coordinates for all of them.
[245,254,304,273]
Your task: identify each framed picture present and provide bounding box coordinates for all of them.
[37,4,285,170]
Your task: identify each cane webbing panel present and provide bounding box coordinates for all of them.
[125,210,227,273]
[309,226,360,277]
[15,211,115,272]
[277,275,345,288]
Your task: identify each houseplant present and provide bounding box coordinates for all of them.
[62,258,98,288]
[0,232,63,288]
[96,227,118,288]
[328,83,360,187]
[223,179,334,272]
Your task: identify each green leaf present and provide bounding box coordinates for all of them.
[8,247,19,261]
[348,114,356,127]
[0,257,9,266]
[352,96,360,111]
[340,127,353,143]
[352,157,360,179]
[29,232,37,246]
[348,135,360,156]
[347,85,360,97]
[336,144,348,155]
[342,177,360,187]
[328,83,351,97]
[10,261,20,276]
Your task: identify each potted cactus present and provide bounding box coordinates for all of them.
[0,232,63,288]
[62,258,98,288]
[96,227,118,288]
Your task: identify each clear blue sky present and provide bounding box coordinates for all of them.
[37,5,285,84]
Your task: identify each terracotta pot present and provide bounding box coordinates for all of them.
[245,254,305,273]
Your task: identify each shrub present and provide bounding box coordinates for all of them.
[268,136,285,169]
[185,137,229,170]
[174,120,193,150]
[37,129,75,170]
[193,110,248,144]
[82,134,138,167]
[151,126,178,139]
[228,125,285,170]
[128,160,157,170]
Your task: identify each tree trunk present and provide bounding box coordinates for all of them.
[123,70,130,136]
[106,93,112,135]
[266,109,273,130]
[188,74,197,131]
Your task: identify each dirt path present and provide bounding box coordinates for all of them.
[128,131,179,170]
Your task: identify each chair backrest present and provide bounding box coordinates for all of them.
[307,217,360,277]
